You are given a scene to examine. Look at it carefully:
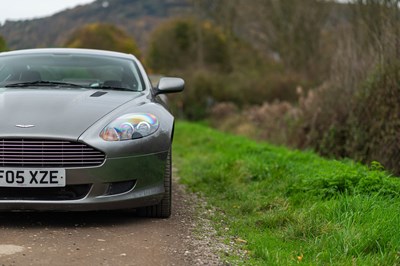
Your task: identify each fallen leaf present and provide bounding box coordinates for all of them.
[235,238,247,244]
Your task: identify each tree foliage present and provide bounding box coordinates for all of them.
[146,19,230,72]
[65,23,141,56]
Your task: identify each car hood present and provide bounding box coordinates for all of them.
[0,88,145,139]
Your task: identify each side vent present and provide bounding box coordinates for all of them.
[90,91,108,97]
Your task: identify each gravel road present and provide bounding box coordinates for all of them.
[0,178,227,266]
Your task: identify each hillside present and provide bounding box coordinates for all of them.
[0,0,191,51]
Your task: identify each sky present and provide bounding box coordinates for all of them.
[0,0,96,24]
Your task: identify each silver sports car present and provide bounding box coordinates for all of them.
[0,48,184,218]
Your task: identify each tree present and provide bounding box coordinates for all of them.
[244,0,328,76]
[351,0,400,63]
[146,19,231,73]
[194,0,239,40]
[193,0,332,83]
[65,23,141,56]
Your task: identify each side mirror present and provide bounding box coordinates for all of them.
[155,77,184,95]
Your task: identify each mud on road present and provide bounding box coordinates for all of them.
[0,180,226,266]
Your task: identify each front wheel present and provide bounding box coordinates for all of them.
[137,149,172,218]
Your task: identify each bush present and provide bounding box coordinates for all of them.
[346,63,400,173]
[210,60,400,175]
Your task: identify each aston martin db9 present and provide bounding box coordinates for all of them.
[0,48,184,218]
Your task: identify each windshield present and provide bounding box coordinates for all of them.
[0,53,145,91]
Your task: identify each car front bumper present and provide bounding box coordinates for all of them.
[0,151,168,211]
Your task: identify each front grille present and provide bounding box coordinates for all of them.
[0,139,105,168]
[0,184,91,200]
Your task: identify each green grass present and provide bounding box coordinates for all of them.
[173,121,400,265]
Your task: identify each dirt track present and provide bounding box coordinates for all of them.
[0,180,222,266]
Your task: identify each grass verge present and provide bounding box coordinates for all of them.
[173,121,400,265]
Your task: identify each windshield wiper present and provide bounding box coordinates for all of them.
[92,85,135,92]
[5,81,137,91]
[5,81,83,88]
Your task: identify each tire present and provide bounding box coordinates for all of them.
[137,149,172,218]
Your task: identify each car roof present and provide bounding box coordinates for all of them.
[0,48,137,60]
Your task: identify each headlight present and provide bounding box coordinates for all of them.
[100,113,159,141]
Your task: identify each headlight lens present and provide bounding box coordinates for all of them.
[100,113,159,141]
